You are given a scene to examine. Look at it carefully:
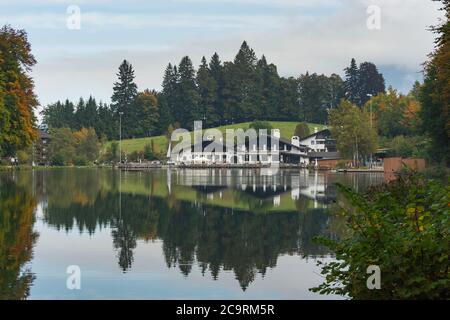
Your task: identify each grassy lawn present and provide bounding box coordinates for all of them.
[103,121,327,157]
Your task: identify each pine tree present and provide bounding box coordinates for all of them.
[96,102,116,140]
[74,97,86,129]
[222,41,259,123]
[298,72,329,123]
[344,58,360,106]
[209,53,224,124]
[75,96,98,129]
[84,95,98,129]
[111,60,138,138]
[279,77,299,121]
[257,55,281,120]
[160,63,178,130]
[177,56,199,128]
[358,62,385,106]
[197,56,219,127]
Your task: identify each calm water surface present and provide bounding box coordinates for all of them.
[0,168,385,299]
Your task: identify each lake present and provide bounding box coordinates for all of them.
[0,168,385,299]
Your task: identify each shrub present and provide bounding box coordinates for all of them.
[74,155,88,166]
[17,150,29,165]
[311,172,449,299]
[128,151,141,162]
[294,122,310,139]
[335,160,348,170]
[144,143,154,160]
[50,153,65,166]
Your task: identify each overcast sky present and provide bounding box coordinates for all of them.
[0,0,444,113]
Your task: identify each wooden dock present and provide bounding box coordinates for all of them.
[118,163,162,171]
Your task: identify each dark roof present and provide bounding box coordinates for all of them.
[39,130,50,139]
[308,151,341,160]
[258,134,306,151]
[298,129,331,141]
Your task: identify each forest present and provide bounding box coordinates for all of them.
[41,41,385,139]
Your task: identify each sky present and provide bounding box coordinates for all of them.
[0,0,444,115]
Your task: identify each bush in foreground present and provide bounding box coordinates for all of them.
[311,172,449,299]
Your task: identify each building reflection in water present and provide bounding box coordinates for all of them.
[0,168,385,294]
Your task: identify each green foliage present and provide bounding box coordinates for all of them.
[111,59,138,139]
[297,72,344,123]
[197,56,220,127]
[102,141,119,164]
[50,153,65,166]
[419,0,450,165]
[294,122,310,139]
[344,58,385,107]
[16,150,29,165]
[48,128,76,166]
[48,127,100,166]
[311,173,450,299]
[74,155,88,166]
[329,100,378,163]
[385,135,429,158]
[422,165,450,182]
[177,56,200,128]
[127,150,143,162]
[366,88,421,137]
[143,143,154,160]
[135,90,159,137]
[74,127,100,163]
[0,25,38,157]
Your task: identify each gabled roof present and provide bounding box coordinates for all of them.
[298,129,331,141]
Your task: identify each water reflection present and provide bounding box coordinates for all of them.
[0,168,384,298]
[0,175,38,299]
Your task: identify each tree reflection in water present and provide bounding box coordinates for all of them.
[0,169,374,292]
[0,176,38,300]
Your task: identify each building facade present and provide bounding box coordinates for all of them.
[34,130,51,166]
[169,129,310,165]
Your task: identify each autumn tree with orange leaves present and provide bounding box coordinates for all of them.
[419,0,450,165]
[0,25,38,158]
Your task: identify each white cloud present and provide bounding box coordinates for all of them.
[19,0,444,111]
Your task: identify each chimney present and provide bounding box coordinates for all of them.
[291,136,300,147]
[314,127,318,134]
[271,129,280,138]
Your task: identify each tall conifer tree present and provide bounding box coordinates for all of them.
[111,60,138,138]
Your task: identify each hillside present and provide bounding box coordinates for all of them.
[104,121,327,157]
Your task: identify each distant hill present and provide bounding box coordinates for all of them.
[104,121,327,157]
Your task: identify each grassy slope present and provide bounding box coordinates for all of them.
[104,121,327,156]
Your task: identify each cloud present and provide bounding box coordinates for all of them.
[8,0,442,112]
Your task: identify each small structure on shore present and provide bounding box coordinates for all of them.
[384,157,426,173]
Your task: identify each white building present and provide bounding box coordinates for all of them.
[169,129,310,165]
[292,128,337,153]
